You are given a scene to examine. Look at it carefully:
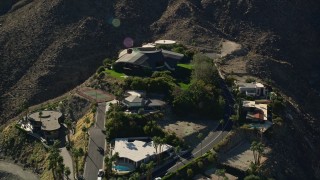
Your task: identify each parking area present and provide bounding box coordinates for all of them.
[219,141,269,171]
[159,115,219,148]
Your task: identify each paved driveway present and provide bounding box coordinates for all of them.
[84,103,106,180]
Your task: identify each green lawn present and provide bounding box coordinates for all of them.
[178,82,191,90]
[105,69,127,79]
[175,63,193,90]
[177,63,193,70]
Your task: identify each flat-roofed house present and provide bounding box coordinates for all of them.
[112,138,172,167]
[242,101,268,122]
[122,90,166,111]
[237,82,266,97]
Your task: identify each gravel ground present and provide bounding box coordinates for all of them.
[0,161,39,180]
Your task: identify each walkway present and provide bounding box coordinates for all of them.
[59,147,74,180]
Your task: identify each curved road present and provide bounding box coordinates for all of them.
[153,62,235,177]
[0,160,39,180]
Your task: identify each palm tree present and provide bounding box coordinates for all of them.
[152,137,160,164]
[146,161,155,180]
[81,125,88,140]
[158,138,166,159]
[104,152,119,176]
[174,146,181,171]
[72,148,81,176]
[39,111,43,127]
[48,152,58,178]
[56,156,65,179]
[115,89,125,105]
[129,172,140,180]
[250,141,264,165]
[48,141,61,178]
[65,119,72,141]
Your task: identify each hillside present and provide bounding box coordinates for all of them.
[0,0,319,179]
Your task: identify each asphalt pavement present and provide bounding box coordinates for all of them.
[84,103,107,180]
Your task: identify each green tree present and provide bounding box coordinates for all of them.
[64,166,71,180]
[48,141,63,179]
[273,116,283,126]
[152,137,161,164]
[191,53,218,85]
[207,151,216,162]
[72,148,81,176]
[248,162,258,175]
[85,117,90,124]
[146,161,155,180]
[215,169,226,180]
[220,119,225,129]
[103,58,113,67]
[129,172,140,180]
[187,168,193,177]
[82,125,88,139]
[244,174,261,180]
[104,152,120,176]
[96,66,105,74]
[197,160,204,169]
[56,156,65,179]
[250,141,265,165]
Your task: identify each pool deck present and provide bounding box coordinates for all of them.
[112,162,135,175]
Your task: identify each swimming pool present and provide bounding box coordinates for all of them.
[113,165,131,172]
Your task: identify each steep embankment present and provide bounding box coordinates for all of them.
[0,0,319,178]
[0,0,169,123]
[150,0,320,178]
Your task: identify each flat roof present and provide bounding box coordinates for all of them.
[243,101,268,121]
[29,111,62,131]
[146,99,166,107]
[237,82,264,88]
[142,43,156,48]
[113,138,172,162]
[125,90,145,98]
[125,95,143,103]
[238,83,256,88]
[154,40,176,45]
[255,83,264,88]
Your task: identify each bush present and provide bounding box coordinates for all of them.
[244,175,261,180]
[96,66,105,74]
[187,168,193,177]
[245,78,255,83]
[197,160,203,169]
[103,58,113,67]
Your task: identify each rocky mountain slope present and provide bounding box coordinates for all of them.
[0,0,319,178]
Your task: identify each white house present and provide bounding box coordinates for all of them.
[112,138,172,167]
[237,82,266,97]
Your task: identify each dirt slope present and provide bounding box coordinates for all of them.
[0,0,319,178]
